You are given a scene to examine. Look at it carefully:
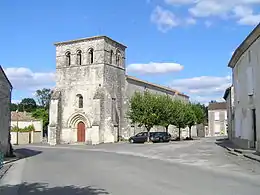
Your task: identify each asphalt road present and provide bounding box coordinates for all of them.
[1,138,260,195]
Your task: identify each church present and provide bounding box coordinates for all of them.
[48,36,189,145]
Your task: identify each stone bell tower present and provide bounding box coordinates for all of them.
[48,36,127,145]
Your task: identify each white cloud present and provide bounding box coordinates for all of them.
[150,6,198,32]
[169,75,232,104]
[185,17,197,25]
[151,6,180,32]
[127,62,184,74]
[163,0,260,26]
[4,67,55,91]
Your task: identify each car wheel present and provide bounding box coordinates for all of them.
[159,138,163,142]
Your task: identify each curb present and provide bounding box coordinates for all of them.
[0,164,12,180]
[222,146,232,152]
[243,154,260,163]
[234,149,243,154]
[3,158,21,165]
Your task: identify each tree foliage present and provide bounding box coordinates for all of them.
[10,103,18,111]
[128,92,207,141]
[127,91,160,141]
[156,95,174,132]
[31,108,49,130]
[35,88,52,109]
[20,98,37,112]
[184,103,197,139]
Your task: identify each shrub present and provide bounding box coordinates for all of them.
[11,125,35,132]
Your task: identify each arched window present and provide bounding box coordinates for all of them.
[116,50,121,66]
[76,94,83,108]
[65,51,71,66]
[76,50,82,65]
[110,50,113,64]
[88,48,94,64]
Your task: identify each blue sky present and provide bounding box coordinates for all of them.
[1,0,260,104]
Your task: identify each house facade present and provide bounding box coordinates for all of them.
[223,86,234,140]
[228,23,260,152]
[48,36,189,145]
[0,66,12,156]
[207,102,227,137]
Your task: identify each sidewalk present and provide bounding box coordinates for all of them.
[216,138,260,163]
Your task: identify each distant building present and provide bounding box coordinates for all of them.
[10,112,43,145]
[223,86,234,140]
[0,65,12,156]
[227,23,260,151]
[207,102,227,137]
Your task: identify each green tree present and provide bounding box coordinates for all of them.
[185,103,197,140]
[156,95,174,133]
[31,108,49,130]
[10,103,18,111]
[192,103,206,125]
[19,98,37,112]
[172,100,187,140]
[35,88,52,109]
[127,91,160,142]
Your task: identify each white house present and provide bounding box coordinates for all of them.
[0,65,12,156]
[207,102,227,137]
[223,86,234,140]
[228,23,260,152]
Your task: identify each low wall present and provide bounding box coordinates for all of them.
[11,131,42,145]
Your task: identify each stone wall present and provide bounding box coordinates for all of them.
[0,68,11,155]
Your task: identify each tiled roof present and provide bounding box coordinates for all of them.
[11,112,39,121]
[208,102,227,110]
[126,75,189,98]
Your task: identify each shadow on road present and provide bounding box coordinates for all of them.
[215,138,237,149]
[14,148,42,160]
[0,182,109,195]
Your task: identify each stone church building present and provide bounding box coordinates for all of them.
[48,36,189,145]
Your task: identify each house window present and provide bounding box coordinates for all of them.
[88,48,94,64]
[76,94,83,108]
[65,51,71,66]
[110,50,113,64]
[214,112,220,121]
[76,50,82,65]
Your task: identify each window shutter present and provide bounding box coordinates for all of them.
[246,67,254,96]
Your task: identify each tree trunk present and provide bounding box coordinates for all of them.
[146,126,151,142]
[165,126,169,133]
[178,127,181,141]
[189,126,192,139]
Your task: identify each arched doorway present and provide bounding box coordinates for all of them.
[77,122,85,142]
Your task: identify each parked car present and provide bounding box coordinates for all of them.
[150,132,171,143]
[129,132,171,143]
